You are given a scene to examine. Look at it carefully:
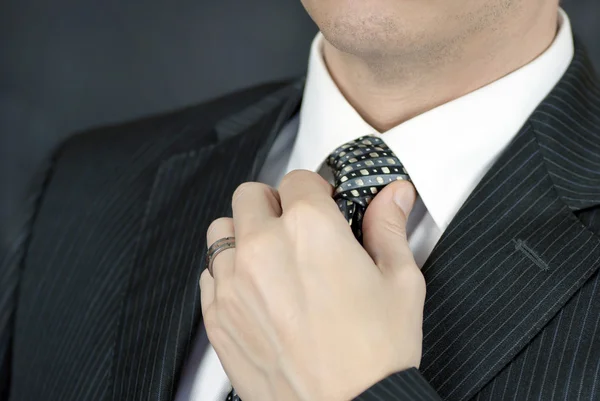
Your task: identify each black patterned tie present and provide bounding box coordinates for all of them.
[326,135,411,244]
[225,135,410,401]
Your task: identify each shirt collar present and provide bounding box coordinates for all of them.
[285,9,574,231]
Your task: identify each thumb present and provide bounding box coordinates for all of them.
[362,180,417,274]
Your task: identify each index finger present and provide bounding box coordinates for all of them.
[231,182,281,239]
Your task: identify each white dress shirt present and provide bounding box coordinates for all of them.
[175,9,574,401]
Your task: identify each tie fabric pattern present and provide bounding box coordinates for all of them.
[225,135,409,401]
[326,135,411,243]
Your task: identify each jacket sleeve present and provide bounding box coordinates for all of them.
[353,368,443,401]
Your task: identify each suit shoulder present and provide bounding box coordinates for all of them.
[57,80,297,159]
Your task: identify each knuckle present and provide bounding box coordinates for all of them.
[206,217,232,239]
[280,169,329,191]
[232,182,277,211]
[282,169,312,184]
[232,181,258,203]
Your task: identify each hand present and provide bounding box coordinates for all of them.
[199,170,425,401]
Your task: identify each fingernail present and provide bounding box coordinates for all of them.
[393,182,415,216]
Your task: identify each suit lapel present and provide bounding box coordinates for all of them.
[419,42,600,400]
[110,80,303,400]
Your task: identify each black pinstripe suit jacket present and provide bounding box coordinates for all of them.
[1,41,599,401]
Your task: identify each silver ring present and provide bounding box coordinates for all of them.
[206,236,236,277]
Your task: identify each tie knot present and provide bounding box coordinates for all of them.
[326,135,410,206]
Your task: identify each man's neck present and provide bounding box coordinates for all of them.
[322,7,559,132]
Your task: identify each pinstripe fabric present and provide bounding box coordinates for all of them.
[354,42,600,400]
[4,41,599,401]
[416,125,600,400]
[7,82,301,401]
[110,85,301,401]
[469,48,600,401]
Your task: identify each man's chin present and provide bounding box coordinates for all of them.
[320,22,413,60]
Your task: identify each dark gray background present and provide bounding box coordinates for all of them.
[0,0,598,242]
